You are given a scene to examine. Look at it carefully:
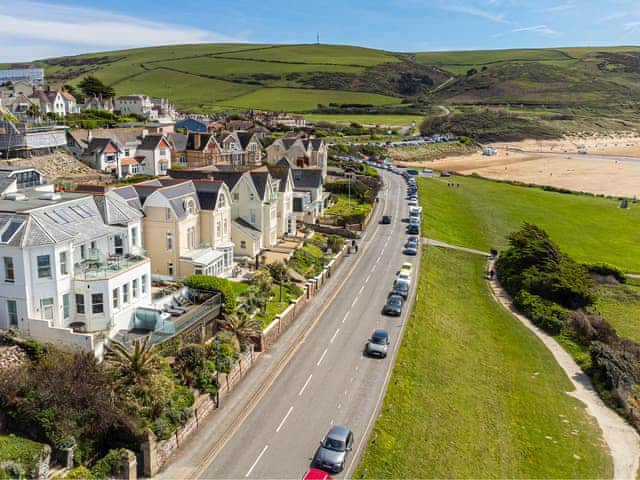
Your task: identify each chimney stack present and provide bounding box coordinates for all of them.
[194,132,201,150]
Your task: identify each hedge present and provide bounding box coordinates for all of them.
[513,290,566,335]
[183,275,237,314]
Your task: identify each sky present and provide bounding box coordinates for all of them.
[2,0,640,62]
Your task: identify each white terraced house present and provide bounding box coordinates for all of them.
[0,186,152,357]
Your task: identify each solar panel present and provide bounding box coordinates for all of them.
[0,219,24,243]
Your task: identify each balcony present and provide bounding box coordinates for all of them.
[74,249,149,280]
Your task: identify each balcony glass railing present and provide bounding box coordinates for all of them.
[74,253,148,280]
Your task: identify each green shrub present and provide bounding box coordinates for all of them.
[496,223,594,309]
[90,449,125,479]
[184,275,237,314]
[174,344,206,388]
[62,466,92,480]
[513,290,566,335]
[587,264,627,284]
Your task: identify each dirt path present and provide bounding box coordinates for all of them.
[487,259,640,480]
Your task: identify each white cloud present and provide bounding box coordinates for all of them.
[0,1,240,61]
[544,3,576,12]
[512,24,559,35]
[440,2,509,23]
[624,21,640,32]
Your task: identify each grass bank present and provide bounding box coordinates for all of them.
[595,282,640,344]
[418,175,640,271]
[355,247,612,478]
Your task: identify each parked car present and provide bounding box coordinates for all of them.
[314,426,354,473]
[397,272,411,284]
[304,469,332,480]
[404,244,418,256]
[383,294,404,316]
[400,262,413,275]
[365,329,390,357]
[381,214,392,224]
[407,223,420,234]
[409,215,421,225]
[392,278,410,299]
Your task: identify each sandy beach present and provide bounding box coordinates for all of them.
[400,133,640,198]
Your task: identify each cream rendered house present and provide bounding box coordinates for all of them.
[110,179,232,279]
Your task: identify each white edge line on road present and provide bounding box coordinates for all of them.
[245,444,269,477]
[358,285,365,295]
[371,265,377,273]
[298,374,313,396]
[330,328,340,343]
[365,274,371,283]
[275,406,294,433]
[342,312,349,323]
[317,348,328,366]
[351,298,358,308]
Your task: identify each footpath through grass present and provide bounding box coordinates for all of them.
[356,247,612,478]
[418,175,640,271]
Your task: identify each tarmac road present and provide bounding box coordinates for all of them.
[198,169,417,479]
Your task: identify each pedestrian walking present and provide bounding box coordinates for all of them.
[355,243,359,253]
[489,269,495,280]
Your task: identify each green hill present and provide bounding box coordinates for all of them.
[22,43,640,116]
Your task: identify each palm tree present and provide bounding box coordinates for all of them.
[104,336,161,386]
[217,311,261,350]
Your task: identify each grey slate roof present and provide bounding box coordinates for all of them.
[86,138,120,155]
[94,194,143,225]
[192,180,222,210]
[138,134,166,151]
[168,132,188,151]
[186,132,214,151]
[109,186,142,210]
[156,182,201,218]
[267,166,292,192]
[249,170,270,200]
[281,138,298,149]
[292,169,323,189]
[212,171,245,191]
[275,156,296,169]
[233,217,262,239]
[236,131,253,150]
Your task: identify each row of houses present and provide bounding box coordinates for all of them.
[0,81,175,122]
[66,126,329,180]
[0,161,325,355]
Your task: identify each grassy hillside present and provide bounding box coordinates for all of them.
[18,43,640,120]
[417,175,640,271]
[36,44,415,113]
[356,247,612,478]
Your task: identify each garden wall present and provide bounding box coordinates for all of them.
[146,245,350,475]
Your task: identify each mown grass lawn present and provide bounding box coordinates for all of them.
[304,113,421,127]
[595,283,640,344]
[324,194,372,218]
[355,247,612,478]
[255,284,299,330]
[0,434,47,471]
[418,175,640,271]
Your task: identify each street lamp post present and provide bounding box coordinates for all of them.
[214,337,221,408]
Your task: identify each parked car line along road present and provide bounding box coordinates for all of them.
[192,169,417,478]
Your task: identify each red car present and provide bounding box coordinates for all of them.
[304,468,332,480]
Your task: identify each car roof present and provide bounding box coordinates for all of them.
[373,329,388,337]
[388,294,403,301]
[402,262,412,267]
[304,468,331,480]
[328,425,351,439]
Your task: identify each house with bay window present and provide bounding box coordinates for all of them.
[0,187,151,357]
[110,178,234,279]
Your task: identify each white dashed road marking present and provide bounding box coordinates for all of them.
[275,406,294,433]
[299,374,312,396]
[245,445,269,477]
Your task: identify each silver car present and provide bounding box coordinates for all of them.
[366,329,390,358]
[314,425,354,472]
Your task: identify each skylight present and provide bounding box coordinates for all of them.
[0,218,25,244]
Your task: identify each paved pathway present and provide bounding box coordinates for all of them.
[423,238,640,479]
[487,259,640,480]
[422,237,490,257]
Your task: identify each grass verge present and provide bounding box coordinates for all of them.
[418,175,640,271]
[355,247,612,478]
